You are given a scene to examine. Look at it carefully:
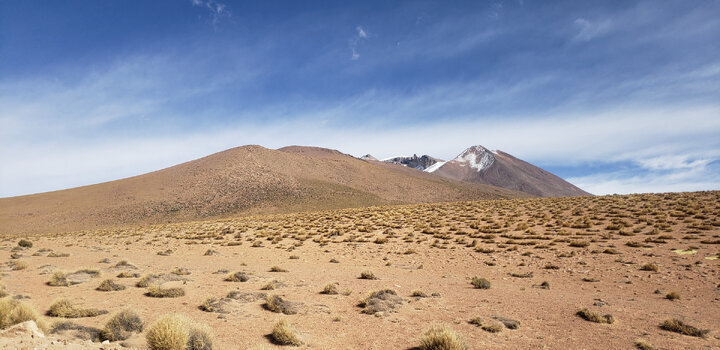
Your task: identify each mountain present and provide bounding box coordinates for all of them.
[431,145,591,197]
[0,145,527,235]
[382,154,443,171]
[360,154,378,161]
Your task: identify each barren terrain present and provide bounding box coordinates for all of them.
[1,191,719,349]
[0,146,524,236]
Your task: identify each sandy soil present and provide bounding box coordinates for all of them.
[1,192,719,349]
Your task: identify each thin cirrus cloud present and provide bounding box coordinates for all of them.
[350,25,368,60]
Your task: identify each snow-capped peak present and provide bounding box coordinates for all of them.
[454,145,495,172]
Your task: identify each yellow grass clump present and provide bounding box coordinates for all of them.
[420,325,468,350]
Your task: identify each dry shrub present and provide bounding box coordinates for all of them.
[146,314,189,350]
[665,291,680,301]
[171,267,191,276]
[359,271,377,280]
[635,339,655,350]
[576,308,614,324]
[224,272,249,282]
[321,283,339,295]
[659,318,708,338]
[187,323,213,350]
[469,317,502,333]
[0,297,48,333]
[101,309,143,341]
[359,289,403,315]
[470,277,491,289]
[493,316,520,329]
[261,281,279,290]
[264,295,298,315]
[640,263,658,272]
[146,314,214,350]
[136,274,161,287]
[411,290,428,298]
[420,325,468,350]
[271,319,302,346]
[117,272,140,278]
[269,266,288,272]
[11,260,28,271]
[17,239,33,248]
[146,285,185,298]
[47,271,70,286]
[47,298,107,318]
[96,279,126,292]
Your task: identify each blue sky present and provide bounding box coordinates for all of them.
[1,0,719,197]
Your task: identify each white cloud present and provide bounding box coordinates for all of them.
[191,0,229,25]
[349,25,369,60]
[637,156,711,171]
[2,103,719,197]
[573,18,612,42]
[568,166,720,195]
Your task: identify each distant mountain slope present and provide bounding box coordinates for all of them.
[0,145,527,235]
[383,154,443,171]
[432,145,591,197]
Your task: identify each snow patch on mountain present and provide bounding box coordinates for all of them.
[424,161,447,173]
[455,145,495,172]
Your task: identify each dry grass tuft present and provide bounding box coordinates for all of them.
[411,290,428,298]
[264,295,298,315]
[47,271,70,286]
[576,308,614,324]
[271,319,302,346]
[96,279,126,292]
[635,339,655,350]
[0,297,48,333]
[469,317,503,333]
[146,314,189,350]
[659,318,708,338]
[640,263,658,272]
[187,323,214,350]
[269,266,288,272]
[146,314,214,350]
[359,271,377,280]
[321,283,339,295]
[101,309,143,341]
[261,281,279,290]
[359,289,403,315]
[11,260,28,271]
[146,285,185,298]
[117,271,140,278]
[665,291,680,301]
[224,272,249,282]
[470,277,491,289]
[420,325,468,350]
[47,298,107,318]
[171,267,191,276]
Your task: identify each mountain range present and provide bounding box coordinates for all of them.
[0,144,588,235]
[365,145,590,197]
[0,145,527,235]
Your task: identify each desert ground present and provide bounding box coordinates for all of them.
[1,191,719,349]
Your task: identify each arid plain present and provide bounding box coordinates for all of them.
[2,191,719,349]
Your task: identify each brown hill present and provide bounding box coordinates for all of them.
[432,145,591,197]
[0,145,527,235]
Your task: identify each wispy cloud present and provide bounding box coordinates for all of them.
[350,25,368,60]
[191,0,230,25]
[572,18,612,42]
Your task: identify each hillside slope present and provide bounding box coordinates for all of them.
[433,145,591,197]
[0,145,527,235]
